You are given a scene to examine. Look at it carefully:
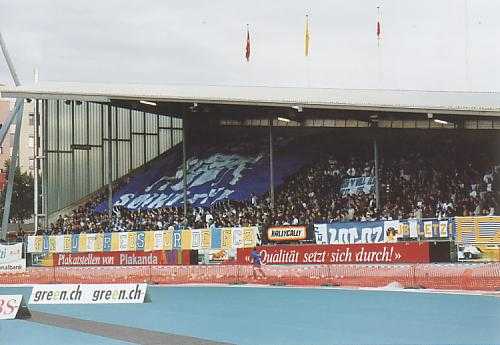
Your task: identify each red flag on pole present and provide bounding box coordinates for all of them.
[376,6,382,40]
[245,25,251,61]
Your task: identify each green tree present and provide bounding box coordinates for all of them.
[0,160,34,223]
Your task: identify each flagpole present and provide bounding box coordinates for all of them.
[464,0,470,91]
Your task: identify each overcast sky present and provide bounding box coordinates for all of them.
[0,0,499,91]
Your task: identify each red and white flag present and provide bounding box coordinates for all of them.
[245,25,251,61]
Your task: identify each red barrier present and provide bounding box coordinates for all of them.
[0,264,498,291]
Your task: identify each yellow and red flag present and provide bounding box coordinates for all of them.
[305,15,310,57]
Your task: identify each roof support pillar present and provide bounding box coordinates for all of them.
[373,128,381,212]
[182,113,188,219]
[107,105,113,224]
[269,118,275,212]
[0,104,23,240]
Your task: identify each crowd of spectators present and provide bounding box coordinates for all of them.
[39,133,499,235]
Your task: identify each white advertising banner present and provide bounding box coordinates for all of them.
[423,221,433,238]
[190,229,201,250]
[29,284,148,304]
[232,227,243,248]
[383,220,400,243]
[0,243,25,274]
[439,220,449,238]
[0,258,26,274]
[118,233,129,251]
[86,234,97,252]
[0,243,22,263]
[409,220,419,239]
[0,295,24,319]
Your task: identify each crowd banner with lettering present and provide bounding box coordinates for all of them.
[314,221,385,244]
[0,243,26,274]
[26,227,258,254]
[237,242,430,265]
[314,219,453,245]
[398,219,452,240]
[93,141,312,211]
[455,216,500,262]
[267,226,307,242]
[340,177,375,195]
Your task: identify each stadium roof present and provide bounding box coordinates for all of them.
[1,82,500,116]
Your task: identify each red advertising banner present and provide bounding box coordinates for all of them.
[53,251,168,266]
[237,242,430,265]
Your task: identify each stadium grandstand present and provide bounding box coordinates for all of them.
[2,1,500,343]
[1,82,499,238]
[1,82,499,345]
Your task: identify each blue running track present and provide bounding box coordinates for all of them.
[0,286,499,345]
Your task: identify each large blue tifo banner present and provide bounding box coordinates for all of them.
[96,140,309,211]
[314,219,453,244]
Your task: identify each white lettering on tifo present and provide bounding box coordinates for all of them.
[114,193,134,206]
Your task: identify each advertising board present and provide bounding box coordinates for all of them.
[29,284,148,304]
[267,226,307,242]
[237,242,430,265]
[53,251,168,266]
[0,295,24,319]
[0,243,25,273]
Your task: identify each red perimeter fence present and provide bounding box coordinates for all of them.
[1,264,499,291]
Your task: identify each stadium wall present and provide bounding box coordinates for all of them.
[38,100,183,216]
